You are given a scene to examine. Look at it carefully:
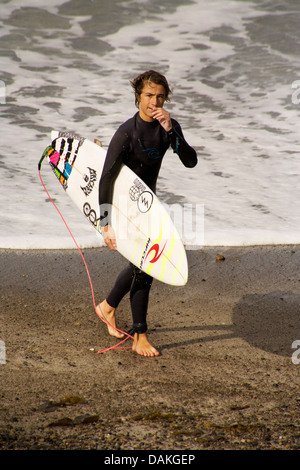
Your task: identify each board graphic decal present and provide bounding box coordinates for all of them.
[48,132,84,188]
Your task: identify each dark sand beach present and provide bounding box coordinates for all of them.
[0,246,299,451]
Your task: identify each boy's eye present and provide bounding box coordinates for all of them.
[144,94,165,99]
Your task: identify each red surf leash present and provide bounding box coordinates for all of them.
[38,149,133,353]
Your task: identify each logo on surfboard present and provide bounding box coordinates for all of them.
[81,167,97,196]
[145,242,167,263]
[140,238,167,269]
[138,191,153,213]
[129,178,153,213]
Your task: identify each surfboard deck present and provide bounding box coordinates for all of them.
[41,130,188,286]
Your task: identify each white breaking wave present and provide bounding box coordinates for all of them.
[1,0,300,249]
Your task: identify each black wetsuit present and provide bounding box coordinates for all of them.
[99,112,197,333]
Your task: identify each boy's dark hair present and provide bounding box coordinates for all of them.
[130,70,172,107]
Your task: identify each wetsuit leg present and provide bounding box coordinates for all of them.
[106,263,135,308]
[106,263,153,334]
[130,267,153,334]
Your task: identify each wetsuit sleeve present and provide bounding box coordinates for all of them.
[98,129,129,227]
[168,120,197,168]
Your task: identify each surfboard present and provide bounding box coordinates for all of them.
[41,130,188,286]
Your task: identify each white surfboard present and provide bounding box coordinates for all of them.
[42,130,188,286]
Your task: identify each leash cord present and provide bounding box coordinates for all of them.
[38,156,133,353]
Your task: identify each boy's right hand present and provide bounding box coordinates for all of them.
[102,225,117,251]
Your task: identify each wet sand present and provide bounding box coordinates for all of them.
[0,246,299,451]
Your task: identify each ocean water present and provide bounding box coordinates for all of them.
[1,0,300,249]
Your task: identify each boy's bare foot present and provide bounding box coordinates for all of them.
[96,300,124,339]
[132,332,160,357]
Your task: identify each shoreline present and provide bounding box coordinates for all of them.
[0,245,299,450]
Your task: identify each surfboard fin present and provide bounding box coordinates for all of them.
[38,145,53,170]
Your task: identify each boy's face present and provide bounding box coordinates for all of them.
[137,81,166,122]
